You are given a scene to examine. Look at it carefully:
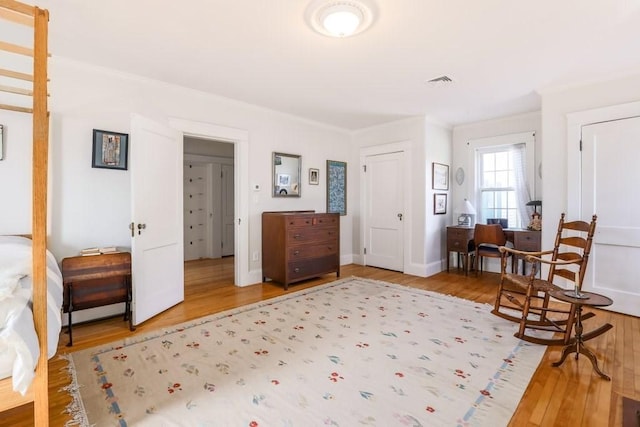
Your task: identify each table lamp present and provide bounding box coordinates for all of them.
[457,199,476,227]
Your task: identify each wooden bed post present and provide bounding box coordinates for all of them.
[32,6,50,426]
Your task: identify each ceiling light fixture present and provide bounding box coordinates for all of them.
[305,0,376,38]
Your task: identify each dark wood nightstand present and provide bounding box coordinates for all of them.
[446,226,474,274]
[61,251,134,346]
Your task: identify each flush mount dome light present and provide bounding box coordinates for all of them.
[305,0,376,38]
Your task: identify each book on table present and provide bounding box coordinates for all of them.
[80,246,119,256]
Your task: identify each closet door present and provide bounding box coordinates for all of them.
[183,162,208,261]
[131,114,184,326]
[581,116,640,317]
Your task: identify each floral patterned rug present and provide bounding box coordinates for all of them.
[63,277,546,426]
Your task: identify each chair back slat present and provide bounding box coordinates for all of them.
[548,213,597,291]
[559,236,587,249]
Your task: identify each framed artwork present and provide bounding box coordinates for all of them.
[327,160,347,215]
[309,168,319,185]
[434,193,447,215]
[432,162,449,190]
[92,129,129,170]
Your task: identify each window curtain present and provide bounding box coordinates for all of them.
[511,143,533,225]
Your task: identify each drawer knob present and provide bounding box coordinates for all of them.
[293,250,300,255]
[294,267,300,273]
[294,234,302,239]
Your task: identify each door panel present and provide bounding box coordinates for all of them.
[581,116,640,316]
[131,114,184,325]
[364,151,404,271]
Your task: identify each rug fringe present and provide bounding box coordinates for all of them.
[59,353,92,427]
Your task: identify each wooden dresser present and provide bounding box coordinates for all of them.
[262,211,340,289]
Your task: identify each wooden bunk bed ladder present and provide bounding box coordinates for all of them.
[0,1,51,426]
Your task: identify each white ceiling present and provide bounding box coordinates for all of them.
[36,0,640,130]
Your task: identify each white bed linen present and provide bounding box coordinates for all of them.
[0,236,63,395]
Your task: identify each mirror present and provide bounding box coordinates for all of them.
[273,152,301,197]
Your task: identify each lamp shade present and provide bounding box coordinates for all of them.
[458,199,477,215]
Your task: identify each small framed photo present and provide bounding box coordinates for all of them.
[92,129,129,170]
[434,193,447,215]
[309,168,319,185]
[432,162,449,190]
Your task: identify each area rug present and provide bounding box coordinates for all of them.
[63,277,546,426]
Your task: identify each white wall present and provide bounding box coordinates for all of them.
[4,57,354,285]
[352,116,452,276]
[0,110,34,235]
[540,73,640,249]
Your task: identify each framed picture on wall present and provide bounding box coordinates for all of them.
[434,193,447,214]
[92,129,129,170]
[327,160,347,215]
[432,162,449,190]
[309,168,319,185]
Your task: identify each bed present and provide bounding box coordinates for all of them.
[0,236,62,394]
[0,1,51,425]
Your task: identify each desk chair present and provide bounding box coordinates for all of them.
[492,213,611,346]
[473,223,511,274]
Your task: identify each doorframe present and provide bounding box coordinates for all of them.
[359,141,412,273]
[566,100,640,220]
[169,118,252,286]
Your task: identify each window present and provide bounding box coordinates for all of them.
[467,131,535,230]
[478,148,520,228]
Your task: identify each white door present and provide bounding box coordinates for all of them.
[581,116,640,317]
[221,163,235,256]
[364,151,404,271]
[183,162,208,261]
[131,114,184,325]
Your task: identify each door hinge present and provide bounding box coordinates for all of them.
[221,170,223,178]
[363,165,367,172]
[221,241,223,248]
[579,139,582,151]
[364,248,367,255]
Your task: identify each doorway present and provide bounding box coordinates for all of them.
[183,137,235,266]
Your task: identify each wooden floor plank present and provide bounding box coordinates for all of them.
[1,260,638,426]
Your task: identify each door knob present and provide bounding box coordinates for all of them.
[137,223,146,235]
[397,213,403,221]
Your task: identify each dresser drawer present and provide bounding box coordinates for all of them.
[447,227,473,253]
[513,231,541,252]
[287,226,338,244]
[286,215,339,228]
[288,242,338,260]
[288,256,339,281]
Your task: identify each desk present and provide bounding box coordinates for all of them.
[446,226,541,275]
[549,289,613,380]
[62,252,134,346]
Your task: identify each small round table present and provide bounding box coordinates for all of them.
[548,289,613,380]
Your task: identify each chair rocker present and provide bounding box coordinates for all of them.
[491,213,612,346]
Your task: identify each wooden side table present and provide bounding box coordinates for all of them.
[549,289,614,380]
[446,226,474,274]
[61,252,134,346]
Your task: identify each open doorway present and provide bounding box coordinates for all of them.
[183,136,235,282]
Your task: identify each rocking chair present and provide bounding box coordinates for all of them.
[491,213,611,346]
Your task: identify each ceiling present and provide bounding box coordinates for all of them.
[36,0,640,130]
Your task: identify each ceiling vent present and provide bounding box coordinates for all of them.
[425,75,455,86]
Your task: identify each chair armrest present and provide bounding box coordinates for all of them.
[498,246,553,257]
[523,254,581,265]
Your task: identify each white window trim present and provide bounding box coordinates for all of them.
[466,132,535,226]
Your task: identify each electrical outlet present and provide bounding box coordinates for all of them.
[252,251,260,261]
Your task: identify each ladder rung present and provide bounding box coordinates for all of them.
[0,83,32,96]
[0,67,33,81]
[0,103,33,113]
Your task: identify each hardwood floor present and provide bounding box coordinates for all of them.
[3,259,638,426]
